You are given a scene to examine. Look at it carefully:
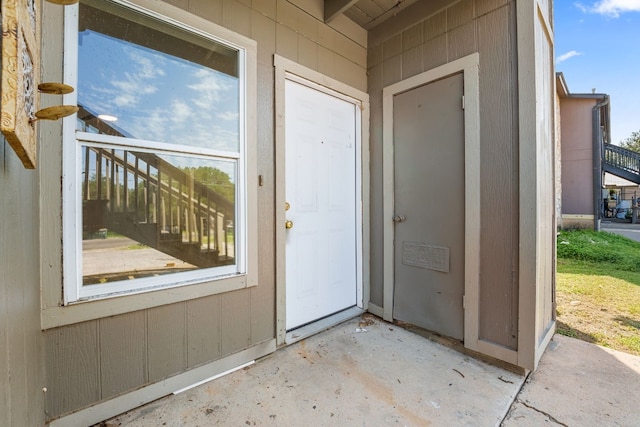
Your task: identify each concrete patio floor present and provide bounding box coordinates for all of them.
[98,315,640,426]
[99,315,524,426]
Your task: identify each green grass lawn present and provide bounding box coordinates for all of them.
[556,230,640,355]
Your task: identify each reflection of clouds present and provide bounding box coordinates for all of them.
[80,31,240,152]
[131,51,166,79]
[217,111,239,121]
[110,50,162,107]
[171,100,193,125]
[188,68,230,108]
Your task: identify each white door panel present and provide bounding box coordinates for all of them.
[285,79,358,330]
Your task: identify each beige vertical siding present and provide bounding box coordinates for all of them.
[368,0,519,350]
[515,0,556,370]
[99,312,147,398]
[45,322,101,417]
[555,90,563,225]
[42,0,367,420]
[533,0,556,363]
[0,134,46,427]
[476,2,519,349]
[560,98,598,215]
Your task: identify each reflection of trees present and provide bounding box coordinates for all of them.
[183,166,235,203]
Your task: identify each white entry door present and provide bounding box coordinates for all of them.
[285,78,358,330]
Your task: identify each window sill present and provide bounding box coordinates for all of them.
[41,274,252,330]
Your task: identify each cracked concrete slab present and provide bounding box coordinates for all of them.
[99,316,525,426]
[502,334,640,427]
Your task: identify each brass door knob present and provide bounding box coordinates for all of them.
[285,220,294,229]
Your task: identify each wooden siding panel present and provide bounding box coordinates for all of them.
[0,269,8,427]
[448,0,475,29]
[0,137,45,426]
[189,0,223,24]
[368,98,384,307]
[423,34,448,71]
[368,0,454,48]
[334,32,360,64]
[477,3,518,349]
[317,45,336,78]
[476,0,509,17]
[423,10,447,41]
[288,0,323,21]
[327,13,367,48]
[147,303,187,382]
[402,22,423,52]
[252,9,277,55]
[382,54,401,87]
[534,2,555,347]
[448,21,476,63]
[0,138,11,427]
[162,0,188,9]
[254,0,277,19]
[317,24,336,50]
[340,36,367,68]
[250,281,276,344]
[221,290,252,356]
[39,2,67,312]
[298,8,318,41]
[277,0,298,30]
[367,43,383,68]
[223,0,252,37]
[276,23,299,60]
[187,295,222,367]
[45,322,100,417]
[99,312,147,399]
[402,45,423,79]
[334,55,367,93]
[252,35,277,344]
[382,33,402,61]
[298,35,319,70]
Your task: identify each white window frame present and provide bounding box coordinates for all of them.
[59,0,257,308]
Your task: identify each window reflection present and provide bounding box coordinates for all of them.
[82,146,236,285]
[77,1,240,151]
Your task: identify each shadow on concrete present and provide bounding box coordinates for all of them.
[503,334,640,426]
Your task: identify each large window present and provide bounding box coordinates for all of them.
[62,0,253,303]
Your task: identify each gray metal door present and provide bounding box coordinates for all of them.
[392,73,465,340]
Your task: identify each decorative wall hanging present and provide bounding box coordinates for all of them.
[1,0,40,169]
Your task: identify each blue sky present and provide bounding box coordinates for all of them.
[555,0,640,145]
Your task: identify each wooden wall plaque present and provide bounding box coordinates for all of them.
[1,0,40,169]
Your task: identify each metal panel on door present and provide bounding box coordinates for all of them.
[393,73,465,340]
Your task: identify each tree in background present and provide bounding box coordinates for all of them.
[620,130,640,153]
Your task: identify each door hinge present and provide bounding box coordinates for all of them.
[461,95,465,110]
[462,294,466,309]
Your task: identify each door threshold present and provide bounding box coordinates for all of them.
[285,306,363,345]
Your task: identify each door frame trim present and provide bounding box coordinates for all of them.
[274,55,370,346]
[382,53,481,350]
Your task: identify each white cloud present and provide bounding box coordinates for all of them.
[187,69,231,110]
[576,0,640,17]
[217,111,238,121]
[556,50,583,64]
[170,100,193,125]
